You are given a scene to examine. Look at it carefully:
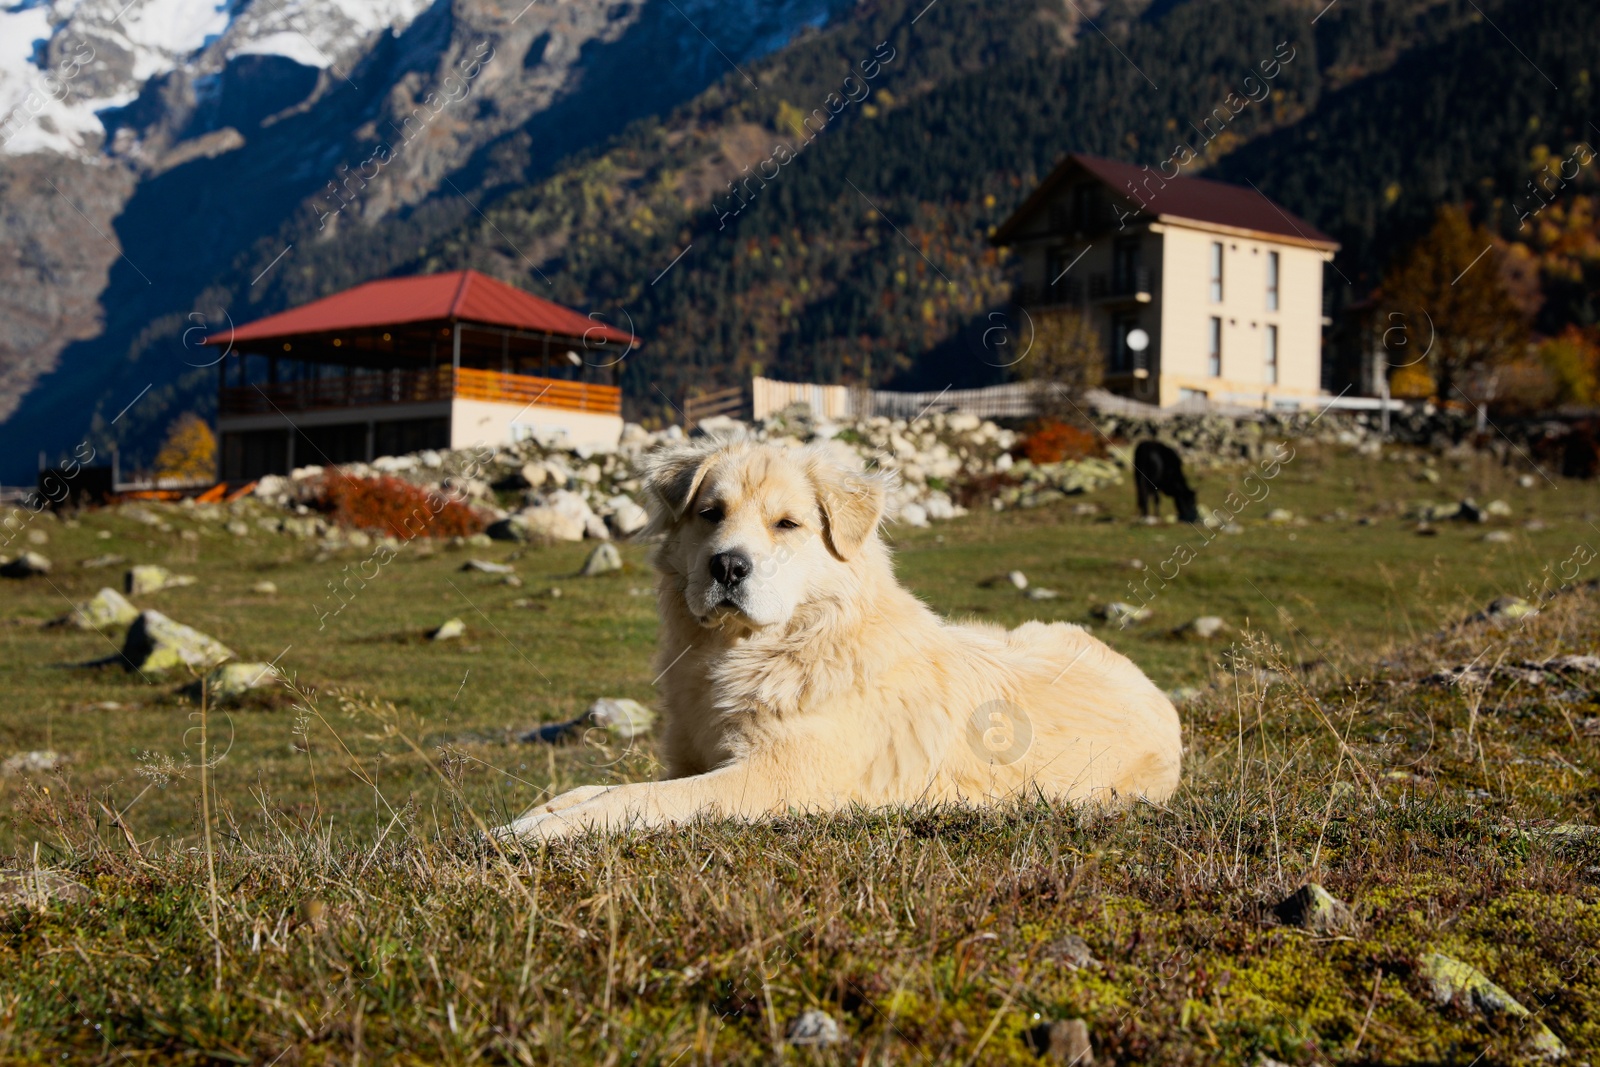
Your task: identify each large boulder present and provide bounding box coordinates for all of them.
[65,588,140,631]
[120,611,234,673]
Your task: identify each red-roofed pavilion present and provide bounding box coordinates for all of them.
[207,270,639,479]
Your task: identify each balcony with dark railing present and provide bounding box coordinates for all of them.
[1089,267,1153,303]
[219,366,621,418]
[1013,277,1086,308]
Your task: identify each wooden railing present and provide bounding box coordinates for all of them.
[452,367,621,415]
[684,385,746,428]
[220,366,621,417]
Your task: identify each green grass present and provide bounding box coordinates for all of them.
[1,442,1598,1063]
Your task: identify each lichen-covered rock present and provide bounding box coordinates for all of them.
[521,697,656,743]
[65,587,140,631]
[1271,883,1355,936]
[1175,616,1228,640]
[581,542,623,576]
[430,618,466,641]
[1094,601,1152,628]
[125,564,195,595]
[0,551,51,577]
[785,1009,842,1047]
[120,611,234,673]
[461,559,515,574]
[2,750,65,775]
[187,662,281,703]
[1416,952,1565,1059]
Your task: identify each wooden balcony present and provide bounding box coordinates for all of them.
[220,367,622,418]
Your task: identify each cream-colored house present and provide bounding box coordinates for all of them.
[992,154,1340,409]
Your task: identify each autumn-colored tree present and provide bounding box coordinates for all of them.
[1379,205,1527,402]
[1540,325,1600,405]
[155,414,217,482]
[1016,309,1103,421]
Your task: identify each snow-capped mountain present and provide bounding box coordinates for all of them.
[0,0,851,479]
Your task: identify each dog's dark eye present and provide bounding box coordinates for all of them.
[698,507,724,523]
[774,518,801,530]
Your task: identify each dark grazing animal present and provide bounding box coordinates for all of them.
[1134,440,1199,522]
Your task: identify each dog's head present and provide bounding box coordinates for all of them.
[643,438,888,631]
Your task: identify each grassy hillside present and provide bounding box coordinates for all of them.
[2,444,1598,1061]
[47,0,1600,472]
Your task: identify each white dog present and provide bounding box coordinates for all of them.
[500,439,1181,839]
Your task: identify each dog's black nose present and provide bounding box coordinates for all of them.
[709,551,752,587]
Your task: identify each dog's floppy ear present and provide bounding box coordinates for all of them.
[641,440,718,524]
[809,451,886,561]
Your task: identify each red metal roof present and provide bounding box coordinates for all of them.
[993,153,1338,249]
[210,270,637,346]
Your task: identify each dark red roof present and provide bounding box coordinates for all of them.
[211,270,637,346]
[993,153,1338,249]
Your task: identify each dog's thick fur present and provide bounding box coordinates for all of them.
[501,439,1182,839]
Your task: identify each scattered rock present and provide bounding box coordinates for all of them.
[1272,883,1355,936]
[461,559,515,575]
[2,750,65,775]
[1482,530,1513,543]
[27,529,47,545]
[1486,499,1512,518]
[1265,508,1293,523]
[900,502,930,527]
[61,587,140,631]
[521,697,657,743]
[226,520,251,537]
[1166,685,1203,706]
[1025,587,1059,600]
[1174,616,1227,640]
[0,869,89,909]
[0,551,51,578]
[606,494,650,537]
[429,618,466,642]
[1044,935,1098,970]
[1024,1018,1094,1065]
[188,662,281,703]
[1093,601,1151,628]
[1483,596,1537,624]
[125,564,196,595]
[580,542,623,576]
[1416,952,1566,1059]
[786,1009,842,1047]
[1008,570,1028,590]
[251,581,278,595]
[80,553,125,568]
[119,611,234,673]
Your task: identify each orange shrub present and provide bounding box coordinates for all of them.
[313,473,487,540]
[1020,419,1103,464]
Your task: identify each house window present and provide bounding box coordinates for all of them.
[1209,242,1224,303]
[1111,315,1139,374]
[1208,316,1222,377]
[1265,324,1279,385]
[1266,251,1280,310]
